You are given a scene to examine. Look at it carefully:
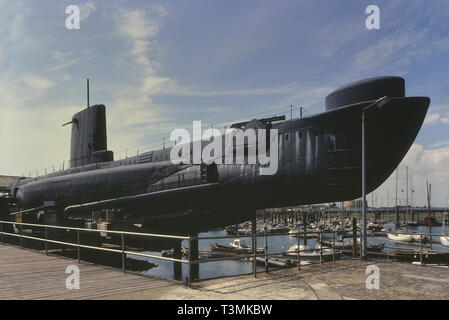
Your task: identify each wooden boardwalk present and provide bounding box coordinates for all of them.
[0,244,176,300]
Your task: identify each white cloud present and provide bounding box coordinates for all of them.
[79,2,96,21]
[156,82,306,97]
[21,74,54,91]
[48,56,86,72]
[105,5,175,151]
[52,50,72,61]
[424,112,449,125]
[375,143,449,207]
[429,139,449,149]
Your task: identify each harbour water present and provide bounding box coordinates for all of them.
[130,224,449,281]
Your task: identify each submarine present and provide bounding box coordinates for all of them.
[2,76,430,236]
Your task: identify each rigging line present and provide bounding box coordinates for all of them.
[34,104,297,175]
[208,105,292,127]
[117,105,294,154]
[117,105,294,153]
[444,187,449,211]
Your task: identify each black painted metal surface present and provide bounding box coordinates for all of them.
[6,77,430,235]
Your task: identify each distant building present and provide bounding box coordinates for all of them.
[346,199,368,208]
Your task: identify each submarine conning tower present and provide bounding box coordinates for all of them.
[69,104,114,168]
[325,76,405,111]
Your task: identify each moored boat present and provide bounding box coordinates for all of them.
[440,235,449,247]
[285,244,340,260]
[210,238,265,254]
[387,231,427,243]
[320,239,384,252]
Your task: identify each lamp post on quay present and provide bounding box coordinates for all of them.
[361,95,389,260]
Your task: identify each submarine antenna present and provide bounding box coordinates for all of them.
[87,78,90,107]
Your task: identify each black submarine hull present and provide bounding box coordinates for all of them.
[6,77,430,235]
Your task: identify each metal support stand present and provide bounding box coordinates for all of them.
[303,211,307,246]
[352,218,357,258]
[264,231,269,273]
[252,216,257,277]
[173,240,182,280]
[189,234,199,282]
[332,231,335,265]
[297,231,301,270]
[188,237,192,287]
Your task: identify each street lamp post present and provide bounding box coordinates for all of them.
[361,95,388,260]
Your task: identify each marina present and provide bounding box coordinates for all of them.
[2,209,449,284]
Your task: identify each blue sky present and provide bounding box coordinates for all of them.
[0,0,448,206]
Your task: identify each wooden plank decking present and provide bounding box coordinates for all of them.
[0,244,176,300]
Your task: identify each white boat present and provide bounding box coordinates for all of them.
[229,238,251,250]
[285,244,335,260]
[441,235,449,247]
[211,238,265,253]
[387,232,427,243]
[321,238,384,252]
[236,228,252,235]
[441,212,449,247]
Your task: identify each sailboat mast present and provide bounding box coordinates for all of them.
[427,180,432,245]
[395,168,399,228]
[410,168,414,221]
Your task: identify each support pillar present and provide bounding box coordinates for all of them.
[303,211,307,246]
[173,241,182,281]
[189,233,199,282]
[252,215,257,277]
[352,218,357,258]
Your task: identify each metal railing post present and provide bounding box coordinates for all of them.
[44,226,48,255]
[252,232,257,277]
[0,222,3,243]
[386,238,389,261]
[20,224,23,248]
[121,232,126,273]
[264,231,268,273]
[359,231,362,260]
[352,218,357,258]
[188,236,192,287]
[319,231,323,264]
[77,230,80,264]
[420,234,423,266]
[328,230,332,264]
[297,231,300,270]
